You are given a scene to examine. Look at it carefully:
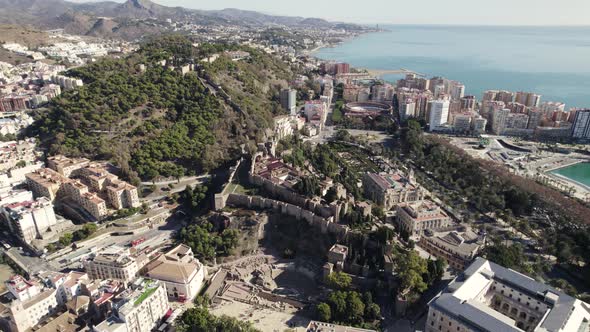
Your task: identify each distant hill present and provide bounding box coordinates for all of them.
[0,0,365,40]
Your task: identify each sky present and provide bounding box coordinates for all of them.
[74,0,590,26]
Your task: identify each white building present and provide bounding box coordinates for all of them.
[146,244,206,302]
[83,245,148,283]
[280,89,297,115]
[426,258,590,332]
[571,109,590,140]
[491,108,511,135]
[2,197,57,244]
[450,83,465,100]
[94,278,169,332]
[429,100,450,131]
[4,275,61,332]
[399,99,416,121]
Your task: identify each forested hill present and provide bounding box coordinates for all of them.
[29,36,294,183]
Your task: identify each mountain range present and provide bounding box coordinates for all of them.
[0,0,362,40]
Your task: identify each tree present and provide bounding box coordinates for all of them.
[294,176,321,198]
[397,250,428,297]
[327,291,348,320]
[346,291,366,324]
[176,307,260,332]
[484,242,526,271]
[316,302,331,322]
[365,303,381,321]
[426,258,447,285]
[59,233,73,247]
[326,271,352,290]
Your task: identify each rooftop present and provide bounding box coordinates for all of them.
[429,258,590,332]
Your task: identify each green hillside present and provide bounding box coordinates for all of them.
[29,36,294,183]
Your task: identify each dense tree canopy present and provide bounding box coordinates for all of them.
[29,36,294,182]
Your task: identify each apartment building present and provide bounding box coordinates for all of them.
[571,109,590,140]
[25,168,70,201]
[93,278,169,332]
[426,258,590,332]
[396,200,452,239]
[146,244,206,302]
[105,177,140,210]
[64,180,107,220]
[2,275,61,332]
[47,155,90,177]
[429,100,450,131]
[362,171,425,210]
[2,197,57,244]
[84,246,148,283]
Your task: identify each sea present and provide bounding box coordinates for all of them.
[313,25,590,108]
[551,162,590,189]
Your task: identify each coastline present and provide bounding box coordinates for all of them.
[546,162,590,192]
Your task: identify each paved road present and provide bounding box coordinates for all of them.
[141,175,209,186]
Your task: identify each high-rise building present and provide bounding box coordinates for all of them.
[496,90,515,104]
[515,91,542,107]
[540,101,566,116]
[428,100,450,131]
[433,84,446,99]
[527,108,543,129]
[571,109,590,140]
[491,108,510,135]
[460,96,476,110]
[426,258,590,332]
[450,83,465,100]
[505,113,530,130]
[399,99,416,121]
[482,90,498,102]
[280,89,297,115]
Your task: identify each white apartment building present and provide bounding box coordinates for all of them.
[84,245,147,283]
[2,197,57,244]
[429,100,450,131]
[450,83,465,100]
[399,99,416,121]
[571,109,590,140]
[94,278,169,332]
[491,108,511,135]
[3,275,61,332]
[426,258,590,332]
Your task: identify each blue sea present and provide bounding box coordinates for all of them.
[314,25,590,108]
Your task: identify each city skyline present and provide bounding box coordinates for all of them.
[73,0,590,26]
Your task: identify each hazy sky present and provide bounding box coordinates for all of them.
[78,0,590,25]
